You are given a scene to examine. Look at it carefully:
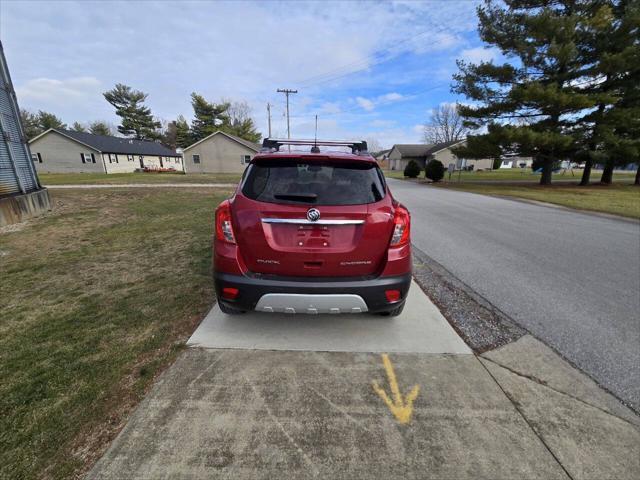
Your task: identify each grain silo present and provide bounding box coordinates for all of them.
[0,41,51,226]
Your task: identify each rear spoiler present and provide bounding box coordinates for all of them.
[261,138,368,155]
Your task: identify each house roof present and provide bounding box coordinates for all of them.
[392,140,465,158]
[183,130,261,152]
[30,128,179,156]
[372,149,391,158]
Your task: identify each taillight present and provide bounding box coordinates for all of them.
[215,200,236,244]
[390,204,410,246]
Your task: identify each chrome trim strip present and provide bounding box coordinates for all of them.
[255,293,368,314]
[261,218,364,225]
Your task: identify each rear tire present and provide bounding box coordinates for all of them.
[218,301,246,315]
[378,302,405,317]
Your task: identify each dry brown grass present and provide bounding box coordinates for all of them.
[0,188,231,479]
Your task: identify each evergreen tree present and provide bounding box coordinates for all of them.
[19,109,66,139]
[71,122,86,132]
[161,120,177,150]
[404,160,421,178]
[453,0,595,185]
[451,124,504,169]
[189,93,229,142]
[88,121,112,136]
[37,111,67,131]
[228,116,262,143]
[19,109,40,140]
[572,0,640,185]
[103,83,161,140]
[425,160,445,182]
[175,115,192,149]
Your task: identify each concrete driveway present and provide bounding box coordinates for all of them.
[386,178,640,411]
[89,284,639,480]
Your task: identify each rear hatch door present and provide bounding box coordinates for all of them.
[233,158,393,277]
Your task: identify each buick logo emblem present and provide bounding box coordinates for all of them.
[306,208,321,222]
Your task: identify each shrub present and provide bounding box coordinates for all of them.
[425,159,445,182]
[404,160,421,178]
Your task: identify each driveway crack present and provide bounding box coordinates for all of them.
[480,356,640,429]
[477,356,575,480]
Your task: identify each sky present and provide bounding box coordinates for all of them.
[0,0,499,149]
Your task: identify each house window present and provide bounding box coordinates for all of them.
[108,153,118,163]
[241,155,251,165]
[127,154,134,162]
[192,154,200,164]
[81,153,95,164]
[31,152,42,163]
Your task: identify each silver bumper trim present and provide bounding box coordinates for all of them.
[261,218,364,225]
[255,293,368,314]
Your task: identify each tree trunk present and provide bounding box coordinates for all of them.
[579,157,592,186]
[540,159,553,185]
[635,163,640,185]
[600,160,614,184]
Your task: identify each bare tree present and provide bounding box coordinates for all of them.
[223,99,252,126]
[365,137,383,154]
[423,103,468,144]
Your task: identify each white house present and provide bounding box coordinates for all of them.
[29,129,183,174]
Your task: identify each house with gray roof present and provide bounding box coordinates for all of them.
[183,130,260,173]
[388,139,493,172]
[28,128,182,174]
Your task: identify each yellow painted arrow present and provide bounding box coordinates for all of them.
[372,353,420,425]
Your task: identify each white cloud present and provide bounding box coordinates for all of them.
[378,92,405,102]
[16,76,102,105]
[356,97,375,111]
[459,47,499,64]
[353,92,407,112]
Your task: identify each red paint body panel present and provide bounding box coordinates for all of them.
[213,151,411,282]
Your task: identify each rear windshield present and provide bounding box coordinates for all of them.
[241,160,386,205]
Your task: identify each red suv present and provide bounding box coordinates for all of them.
[213,139,411,317]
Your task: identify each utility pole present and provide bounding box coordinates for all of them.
[266,102,272,138]
[276,88,297,140]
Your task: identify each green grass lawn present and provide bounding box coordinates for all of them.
[0,188,232,479]
[384,168,636,183]
[39,172,242,185]
[437,183,640,219]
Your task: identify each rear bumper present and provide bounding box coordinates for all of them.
[214,272,412,314]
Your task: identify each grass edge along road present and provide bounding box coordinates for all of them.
[0,188,232,480]
[436,182,640,219]
[384,170,639,219]
[38,172,242,185]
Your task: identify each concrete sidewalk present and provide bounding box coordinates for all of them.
[187,281,470,354]
[88,285,639,479]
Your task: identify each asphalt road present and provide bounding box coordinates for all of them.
[387,178,640,411]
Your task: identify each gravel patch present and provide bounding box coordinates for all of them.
[412,245,526,353]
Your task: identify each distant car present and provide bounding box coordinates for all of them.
[213,138,411,317]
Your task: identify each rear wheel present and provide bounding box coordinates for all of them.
[218,301,246,315]
[378,302,405,317]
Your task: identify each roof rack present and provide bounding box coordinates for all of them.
[261,138,368,154]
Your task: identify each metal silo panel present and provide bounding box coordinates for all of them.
[0,42,42,196]
[0,136,20,195]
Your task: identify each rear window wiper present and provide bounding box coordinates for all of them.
[273,193,318,203]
